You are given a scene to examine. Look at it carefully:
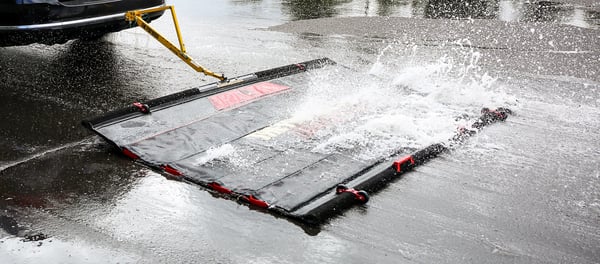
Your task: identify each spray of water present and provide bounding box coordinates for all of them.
[191,144,237,166]
[291,40,516,161]
[194,41,517,165]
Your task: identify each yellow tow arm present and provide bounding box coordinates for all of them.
[125,6,226,81]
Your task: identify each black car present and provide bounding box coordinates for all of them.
[0,0,165,46]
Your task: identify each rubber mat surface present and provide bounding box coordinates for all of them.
[84,59,511,224]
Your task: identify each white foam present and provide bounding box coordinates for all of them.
[290,43,516,161]
[192,144,237,166]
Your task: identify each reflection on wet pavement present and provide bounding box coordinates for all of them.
[279,0,599,28]
[0,142,143,216]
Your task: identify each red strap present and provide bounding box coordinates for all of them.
[208,182,233,194]
[245,195,269,208]
[161,164,183,176]
[122,148,139,160]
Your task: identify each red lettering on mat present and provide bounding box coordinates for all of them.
[209,82,289,110]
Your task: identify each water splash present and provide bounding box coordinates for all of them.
[192,144,237,166]
[186,42,517,163]
[292,41,516,161]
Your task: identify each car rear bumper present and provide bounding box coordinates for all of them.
[0,0,164,46]
[0,12,126,31]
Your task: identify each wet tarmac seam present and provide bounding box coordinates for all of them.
[0,138,92,173]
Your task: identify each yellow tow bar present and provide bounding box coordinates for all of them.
[125,5,226,81]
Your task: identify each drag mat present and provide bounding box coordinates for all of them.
[83,58,512,225]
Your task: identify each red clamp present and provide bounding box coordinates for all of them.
[393,155,415,173]
[335,185,369,204]
[295,63,306,71]
[133,102,151,114]
[207,182,233,194]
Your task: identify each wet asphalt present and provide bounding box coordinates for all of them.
[1,0,599,263]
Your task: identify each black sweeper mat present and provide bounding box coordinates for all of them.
[83,58,512,225]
